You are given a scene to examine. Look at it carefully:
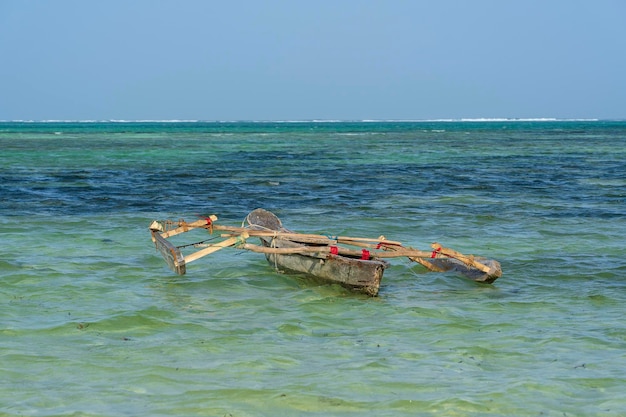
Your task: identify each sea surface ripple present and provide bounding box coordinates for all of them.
[1,121,625,416]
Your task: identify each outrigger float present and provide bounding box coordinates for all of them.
[149,209,502,296]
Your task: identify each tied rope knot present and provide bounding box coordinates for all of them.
[204,217,213,234]
[234,234,247,249]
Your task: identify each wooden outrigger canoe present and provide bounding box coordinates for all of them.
[245,209,389,296]
[149,208,502,296]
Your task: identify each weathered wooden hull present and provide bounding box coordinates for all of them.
[260,237,388,296]
[245,208,389,295]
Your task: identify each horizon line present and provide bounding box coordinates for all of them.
[2,117,620,123]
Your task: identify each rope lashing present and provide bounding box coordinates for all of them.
[234,234,247,249]
[204,217,213,234]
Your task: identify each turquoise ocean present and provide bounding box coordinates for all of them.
[1,120,625,416]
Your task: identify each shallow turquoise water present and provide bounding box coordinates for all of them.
[1,121,625,416]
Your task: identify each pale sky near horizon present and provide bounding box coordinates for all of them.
[1,1,625,121]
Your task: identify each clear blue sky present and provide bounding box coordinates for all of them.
[1,1,625,121]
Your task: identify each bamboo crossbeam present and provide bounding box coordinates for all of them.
[184,234,246,264]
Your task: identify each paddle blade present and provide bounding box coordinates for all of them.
[151,231,186,275]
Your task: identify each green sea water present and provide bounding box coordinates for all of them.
[1,120,625,416]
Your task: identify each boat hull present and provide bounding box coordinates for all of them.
[261,238,388,296]
[246,208,388,295]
